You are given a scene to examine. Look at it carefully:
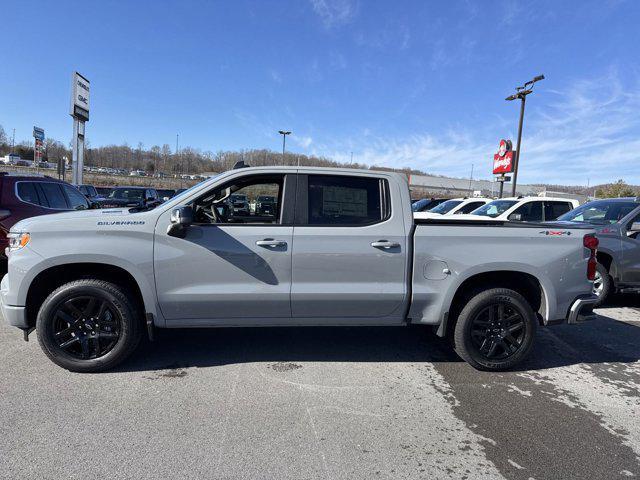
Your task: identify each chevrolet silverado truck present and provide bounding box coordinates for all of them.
[1,166,598,373]
[554,197,640,305]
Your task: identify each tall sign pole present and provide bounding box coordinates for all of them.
[33,126,45,169]
[70,72,90,185]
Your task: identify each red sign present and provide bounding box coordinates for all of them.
[493,139,514,175]
[34,138,44,162]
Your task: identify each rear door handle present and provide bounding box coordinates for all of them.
[371,240,400,249]
[256,239,287,247]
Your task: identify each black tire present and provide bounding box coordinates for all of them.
[36,279,142,373]
[453,288,538,371]
[592,263,612,307]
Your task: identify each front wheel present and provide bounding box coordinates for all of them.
[453,288,538,371]
[36,279,142,372]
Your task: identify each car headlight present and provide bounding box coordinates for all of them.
[6,232,30,252]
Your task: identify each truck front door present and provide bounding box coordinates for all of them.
[154,173,295,323]
[290,173,408,322]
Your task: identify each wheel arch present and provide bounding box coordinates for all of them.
[24,261,158,329]
[438,270,546,338]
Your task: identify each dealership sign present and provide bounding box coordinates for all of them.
[33,126,45,163]
[493,139,515,175]
[70,72,90,121]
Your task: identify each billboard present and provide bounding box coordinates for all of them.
[33,127,45,163]
[493,139,515,175]
[70,72,90,121]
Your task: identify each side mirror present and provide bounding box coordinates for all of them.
[167,206,193,237]
[627,222,640,237]
[508,213,522,221]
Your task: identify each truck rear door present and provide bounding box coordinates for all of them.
[290,173,408,322]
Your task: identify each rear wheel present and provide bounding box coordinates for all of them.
[36,280,142,372]
[453,288,537,371]
[592,263,611,307]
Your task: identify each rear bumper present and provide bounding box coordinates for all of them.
[567,294,598,324]
[0,274,28,328]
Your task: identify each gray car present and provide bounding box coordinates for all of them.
[555,197,640,305]
[1,166,597,373]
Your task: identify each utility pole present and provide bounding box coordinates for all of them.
[505,74,544,196]
[468,164,474,195]
[350,152,353,165]
[11,129,15,153]
[278,130,291,165]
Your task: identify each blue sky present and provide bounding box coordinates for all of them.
[1,0,639,185]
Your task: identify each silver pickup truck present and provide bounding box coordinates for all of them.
[1,166,598,372]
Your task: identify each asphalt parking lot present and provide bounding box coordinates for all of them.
[1,299,639,480]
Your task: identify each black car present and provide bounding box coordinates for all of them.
[100,186,162,209]
[157,189,176,202]
[255,195,277,216]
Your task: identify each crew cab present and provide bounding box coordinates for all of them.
[453,196,579,222]
[1,166,598,373]
[413,197,492,219]
[554,197,640,305]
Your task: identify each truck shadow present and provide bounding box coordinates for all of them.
[117,313,640,374]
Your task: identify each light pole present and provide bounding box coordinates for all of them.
[278,130,291,164]
[506,74,544,196]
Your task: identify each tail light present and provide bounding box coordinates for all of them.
[584,234,599,280]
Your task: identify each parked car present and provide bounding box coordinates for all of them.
[453,196,579,222]
[255,195,277,216]
[411,197,447,213]
[100,186,161,209]
[413,197,492,219]
[77,184,104,201]
[554,197,640,305]
[227,193,250,215]
[0,173,89,256]
[156,189,176,202]
[94,186,113,197]
[1,166,597,373]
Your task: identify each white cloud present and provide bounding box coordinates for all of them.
[294,135,313,148]
[269,69,282,83]
[311,70,640,186]
[309,0,357,28]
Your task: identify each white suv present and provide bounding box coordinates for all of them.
[413,197,492,219]
[454,196,579,222]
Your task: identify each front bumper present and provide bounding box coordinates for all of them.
[0,274,28,328]
[567,294,598,324]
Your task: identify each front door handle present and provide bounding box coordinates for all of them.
[256,239,287,247]
[371,240,400,249]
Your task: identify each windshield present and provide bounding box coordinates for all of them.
[257,196,274,201]
[412,199,430,212]
[109,188,144,200]
[472,200,518,218]
[556,200,638,225]
[429,199,462,215]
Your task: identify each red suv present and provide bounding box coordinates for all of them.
[0,173,90,256]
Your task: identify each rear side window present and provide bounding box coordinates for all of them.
[63,185,89,210]
[544,201,572,220]
[306,175,386,225]
[38,182,68,209]
[17,182,41,205]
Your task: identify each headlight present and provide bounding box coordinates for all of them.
[6,232,30,252]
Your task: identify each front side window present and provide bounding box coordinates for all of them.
[511,201,543,221]
[456,201,486,214]
[192,175,283,224]
[307,175,385,225]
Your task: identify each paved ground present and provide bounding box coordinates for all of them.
[1,298,639,479]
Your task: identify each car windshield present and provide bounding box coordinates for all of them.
[109,188,144,200]
[556,200,639,225]
[429,200,462,214]
[412,199,431,212]
[257,196,274,201]
[231,194,247,201]
[472,200,518,218]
